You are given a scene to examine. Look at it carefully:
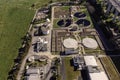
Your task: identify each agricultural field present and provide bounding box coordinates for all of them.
[0,0,67,79]
[100,57,120,80]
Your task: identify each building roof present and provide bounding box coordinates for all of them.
[26,68,40,74]
[84,56,98,66]
[73,56,84,64]
[87,66,100,73]
[27,74,40,80]
[89,71,109,80]
[41,27,48,32]
[63,38,78,49]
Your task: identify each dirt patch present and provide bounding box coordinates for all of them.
[54,6,71,18]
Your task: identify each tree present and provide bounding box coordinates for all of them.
[49,0,53,3]
[31,4,35,8]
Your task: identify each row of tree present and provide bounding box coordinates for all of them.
[7,33,32,80]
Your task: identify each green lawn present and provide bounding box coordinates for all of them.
[0,0,60,79]
[100,57,120,80]
[63,57,80,80]
[53,18,60,28]
[60,6,70,10]
[81,6,94,28]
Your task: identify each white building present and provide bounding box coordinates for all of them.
[26,68,41,80]
[26,62,51,80]
[89,71,109,80]
[84,56,109,80]
[27,74,40,80]
[84,56,98,66]
[26,68,40,74]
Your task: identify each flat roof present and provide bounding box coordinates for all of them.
[84,56,98,66]
[26,68,40,74]
[27,74,40,80]
[73,56,84,64]
[89,71,109,80]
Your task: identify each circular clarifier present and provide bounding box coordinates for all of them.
[57,19,72,27]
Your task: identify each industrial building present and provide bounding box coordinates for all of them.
[89,71,109,80]
[26,68,41,80]
[35,37,48,52]
[72,55,109,80]
[84,56,98,66]
[27,74,40,80]
[84,56,109,80]
[26,62,51,80]
[73,55,84,70]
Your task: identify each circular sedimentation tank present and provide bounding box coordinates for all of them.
[57,19,72,27]
[82,37,98,49]
[74,12,87,19]
[76,19,91,28]
[63,38,78,49]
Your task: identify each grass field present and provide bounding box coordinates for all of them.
[100,57,120,80]
[53,18,61,28]
[0,0,65,79]
[81,6,94,28]
[63,57,80,80]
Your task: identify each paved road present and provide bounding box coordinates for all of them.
[47,6,54,52]
[16,10,38,80]
[16,30,36,80]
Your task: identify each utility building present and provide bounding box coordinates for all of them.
[73,55,84,70]
[84,56,109,80]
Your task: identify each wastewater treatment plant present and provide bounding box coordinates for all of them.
[1,0,120,80]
